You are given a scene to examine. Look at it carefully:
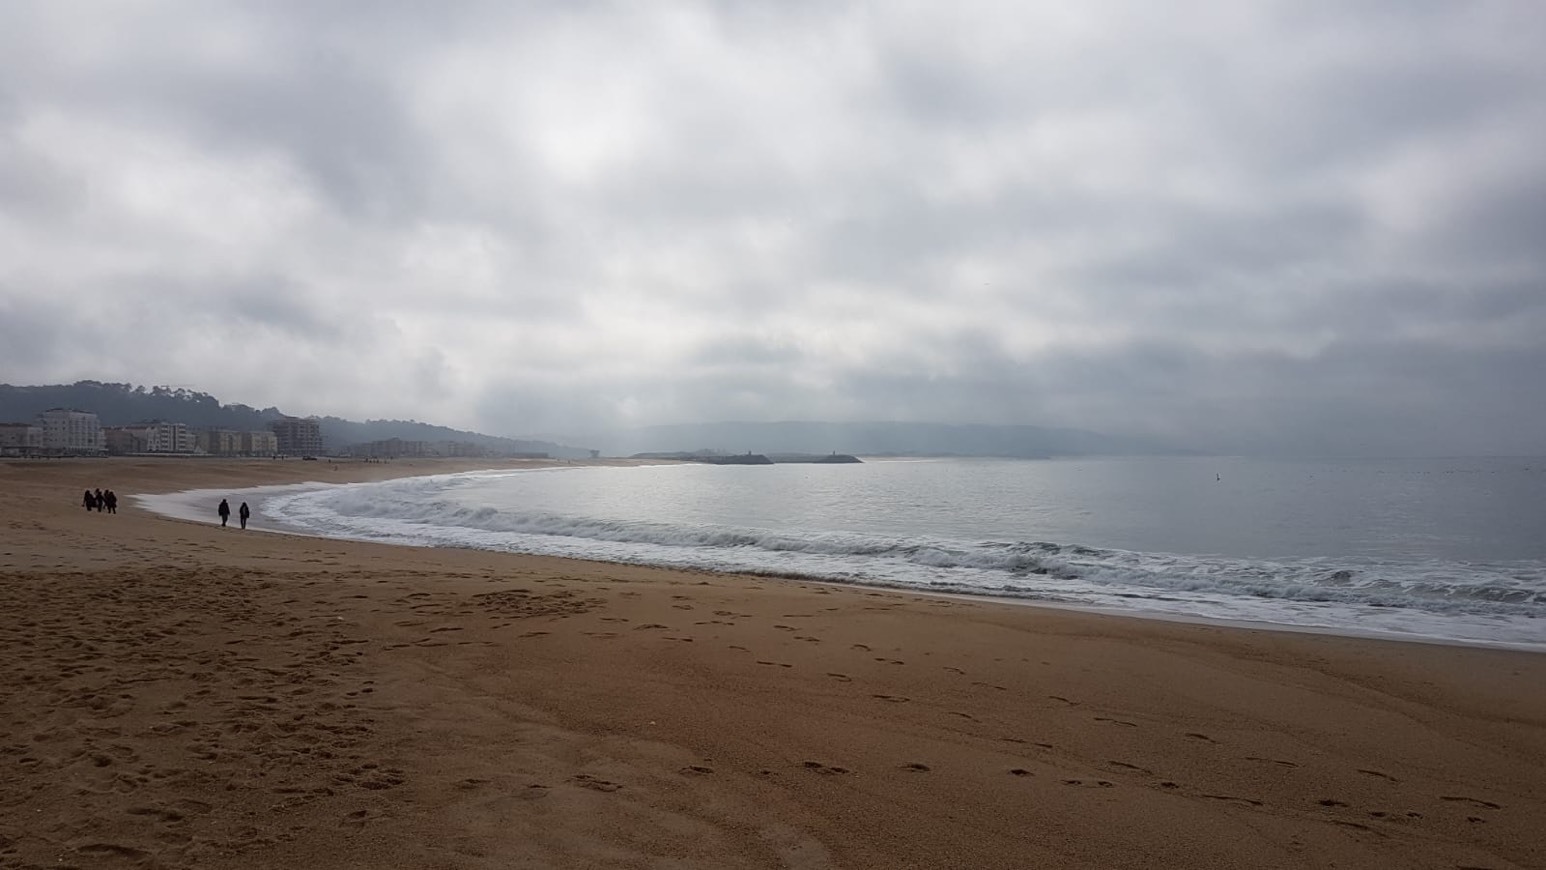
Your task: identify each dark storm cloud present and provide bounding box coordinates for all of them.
[1,1,1543,456]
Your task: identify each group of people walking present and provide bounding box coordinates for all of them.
[217,498,251,529]
[82,488,118,513]
[77,487,251,529]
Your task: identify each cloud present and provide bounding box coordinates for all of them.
[2,0,1544,456]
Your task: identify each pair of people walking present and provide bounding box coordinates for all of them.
[217,498,251,529]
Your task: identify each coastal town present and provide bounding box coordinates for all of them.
[0,408,310,458]
[0,408,546,460]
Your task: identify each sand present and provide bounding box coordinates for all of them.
[1,457,1543,870]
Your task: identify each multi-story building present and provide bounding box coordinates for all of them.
[440,441,492,458]
[198,429,243,456]
[138,421,196,453]
[270,417,324,457]
[345,438,427,459]
[242,430,279,456]
[0,423,44,456]
[103,427,147,455]
[39,408,105,455]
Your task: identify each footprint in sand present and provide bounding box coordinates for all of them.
[571,774,622,792]
[1357,768,1399,782]
[1094,717,1137,728]
[681,765,714,775]
[756,661,793,668]
[1439,795,1501,809]
[1202,794,1263,807]
[802,761,850,775]
[871,694,910,703]
[342,808,386,827]
[826,673,852,682]
[901,763,931,772]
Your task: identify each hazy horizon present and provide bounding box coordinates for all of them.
[4,2,1543,457]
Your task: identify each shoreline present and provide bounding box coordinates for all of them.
[136,462,1546,656]
[4,457,1544,868]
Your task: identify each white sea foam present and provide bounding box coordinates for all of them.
[236,466,1546,651]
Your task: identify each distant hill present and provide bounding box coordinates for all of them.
[309,416,587,458]
[0,382,279,430]
[587,420,1184,459]
[0,381,590,458]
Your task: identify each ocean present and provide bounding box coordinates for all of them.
[142,456,1546,651]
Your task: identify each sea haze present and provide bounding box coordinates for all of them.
[232,457,1546,650]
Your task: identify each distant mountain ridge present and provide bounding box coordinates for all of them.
[585,420,1184,459]
[0,381,588,457]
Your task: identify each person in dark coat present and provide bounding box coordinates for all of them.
[104,490,118,514]
[94,488,105,512]
[83,489,96,511]
[218,498,231,527]
[238,502,250,530]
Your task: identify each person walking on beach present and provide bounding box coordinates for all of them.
[218,498,231,527]
[94,488,105,512]
[238,501,250,530]
[104,490,118,514]
[83,489,95,511]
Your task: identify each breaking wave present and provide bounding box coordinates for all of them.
[258,471,1546,650]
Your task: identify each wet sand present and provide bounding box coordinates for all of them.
[2,457,1543,869]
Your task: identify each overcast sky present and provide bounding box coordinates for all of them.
[2,1,1543,456]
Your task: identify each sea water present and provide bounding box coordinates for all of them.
[159,456,1546,650]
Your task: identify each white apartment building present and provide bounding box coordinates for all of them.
[39,408,105,455]
[138,421,197,453]
[242,430,279,456]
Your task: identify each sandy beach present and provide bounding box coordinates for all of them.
[2,458,1543,869]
